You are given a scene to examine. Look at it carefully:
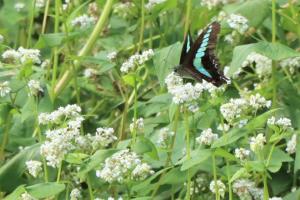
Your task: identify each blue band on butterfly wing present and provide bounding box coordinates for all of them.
[193,58,212,78]
[186,35,191,52]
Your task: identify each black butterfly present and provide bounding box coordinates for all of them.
[175,21,228,87]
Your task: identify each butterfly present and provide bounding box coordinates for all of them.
[175,21,228,87]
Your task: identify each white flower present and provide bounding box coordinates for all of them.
[96,149,153,183]
[25,160,42,178]
[279,57,300,74]
[0,81,11,97]
[220,98,248,122]
[196,128,218,146]
[201,0,237,10]
[132,163,154,180]
[157,127,174,148]
[129,118,144,133]
[28,80,43,96]
[120,49,154,73]
[249,187,263,200]
[70,188,82,200]
[2,49,21,63]
[113,2,134,18]
[41,59,50,69]
[35,0,45,8]
[92,127,117,148]
[145,0,166,10]
[217,123,230,132]
[165,72,183,90]
[107,51,117,61]
[232,179,255,199]
[209,180,226,198]
[71,14,96,29]
[224,34,234,44]
[234,148,250,160]
[20,192,36,200]
[83,68,97,78]
[267,116,292,130]
[286,134,297,154]
[248,93,271,110]
[250,133,266,152]
[242,52,272,78]
[187,103,199,113]
[226,14,249,34]
[15,2,25,12]
[269,197,282,200]
[0,34,4,43]
[18,47,41,64]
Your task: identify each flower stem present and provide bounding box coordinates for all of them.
[184,107,191,200]
[138,0,145,52]
[87,175,94,200]
[263,172,269,200]
[56,162,62,183]
[184,0,192,37]
[53,0,114,97]
[41,0,50,34]
[271,0,277,107]
[226,159,233,200]
[212,153,220,200]
[27,0,36,47]
[0,111,12,161]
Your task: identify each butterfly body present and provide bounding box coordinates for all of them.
[176,22,228,87]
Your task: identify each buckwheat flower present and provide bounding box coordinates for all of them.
[279,57,300,74]
[248,93,271,110]
[201,0,237,10]
[35,0,45,8]
[132,163,154,180]
[67,116,84,130]
[92,127,117,148]
[196,128,218,146]
[0,34,4,43]
[224,34,234,44]
[238,119,248,128]
[226,14,249,34]
[249,187,263,200]
[165,72,183,90]
[120,49,154,73]
[129,118,144,133]
[209,180,226,198]
[20,192,36,200]
[71,14,96,29]
[250,133,266,152]
[96,149,151,183]
[0,81,11,97]
[269,197,282,200]
[28,80,43,96]
[286,134,297,154]
[25,160,42,177]
[232,179,255,199]
[83,68,97,78]
[168,83,203,104]
[113,2,134,18]
[107,51,117,61]
[17,47,41,64]
[157,127,174,148]
[267,116,276,125]
[41,59,50,69]
[2,49,21,63]
[88,2,99,17]
[234,148,250,160]
[187,103,199,113]
[217,123,230,132]
[70,188,82,200]
[220,98,248,122]
[138,49,154,65]
[15,2,25,12]
[242,52,272,78]
[145,0,166,10]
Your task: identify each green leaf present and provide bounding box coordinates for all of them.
[26,183,65,198]
[283,188,300,200]
[20,98,35,122]
[3,185,26,200]
[229,42,300,76]
[215,148,236,161]
[65,153,89,164]
[229,168,248,183]
[154,42,181,86]
[180,149,212,171]
[268,148,293,173]
[248,161,265,172]
[133,136,159,160]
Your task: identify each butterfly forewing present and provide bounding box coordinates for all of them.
[180,32,193,64]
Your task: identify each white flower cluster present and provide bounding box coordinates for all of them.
[267,116,292,130]
[234,148,250,160]
[96,149,154,183]
[201,0,237,10]
[15,2,25,12]
[39,104,83,167]
[38,104,81,125]
[269,197,283,200]
[20,192,36,200]
[209,180,226,198]
[220,93,271,123]
[120,49,154,73]
[28,80,43,96]
[83,68,97,78]
[187,174,210,195]
[217,123,230,132]
[157,127,174,148]
[145,0,166,10]
[107,51,117,61]
[70,188,82,200]
[286,134,297,154]
[35,0,45,8]
[129,118,144,133]
[92,127,117,148]
[71,14,96,29]
[113,2,134,18]
[250,133,266,152]
[25,160,42,178]
[0,81,11,97]
[226,14,249,34]
[279,57,300,74]
[233,179,255,200]
[242,52,272,78]
[196,128,218,146]
[2,47,41,64]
